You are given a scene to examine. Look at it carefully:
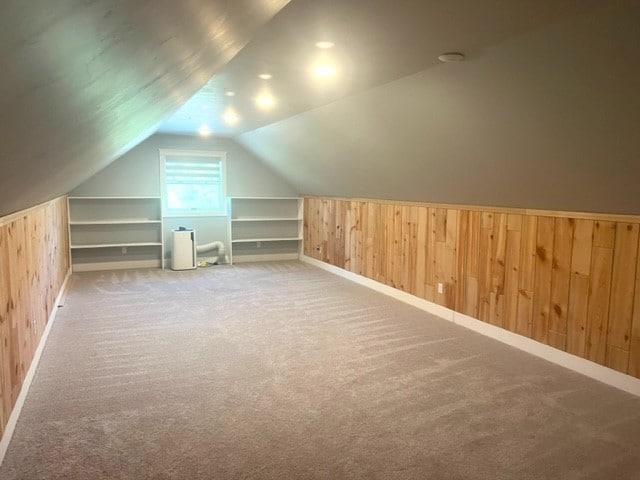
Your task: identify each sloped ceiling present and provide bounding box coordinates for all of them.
[0,0,288,217]
[157,0,603,136]
[237,0,640,214]
[3,0,639,218]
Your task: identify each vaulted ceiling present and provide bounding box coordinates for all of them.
[1,0,639,217]
[0,0,288,217]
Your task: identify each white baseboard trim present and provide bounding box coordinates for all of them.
[0,269,72,466]
[72,259,161,272]
[232,253,299,263]
[300,255,640,397]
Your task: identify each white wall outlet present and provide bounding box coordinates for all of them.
[256,241,261,248]
[437,283,443,294]
[122,246,127,254]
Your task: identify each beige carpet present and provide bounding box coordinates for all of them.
[2,261,640,479]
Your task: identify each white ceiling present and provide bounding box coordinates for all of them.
[158,0,602,137]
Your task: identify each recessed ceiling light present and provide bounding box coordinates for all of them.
[225,90,236,97]
[315,41,335,49]
[312,63,336,78]
[198,124,211,137]
[258,73,272,80]
[438,52,465,63]
[255,92,275,110]
[222,107,240,126]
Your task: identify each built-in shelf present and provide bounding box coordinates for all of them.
[71,242,163,249]
[70,220,162,225]
[68,196,161,200]
[232,237,303,243]
[228,197,303,264]
[68,196,164,271]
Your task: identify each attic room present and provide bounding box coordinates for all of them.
[1,0,640,478]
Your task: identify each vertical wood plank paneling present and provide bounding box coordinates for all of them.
[605,223,639,371]
[303,196,640,380]
[425,208,436,302]
[344,201,353,271]
[392,205,403,288]
[0,223,12,434]
[566,219,594,357]
[585,221,616,365]
[629,240,640,377]
[0,196,69,438]
[303,198,310,257]
[414,207,428,299]
[548,218,574,350]
[489,214,507,327]
[516,216,538,337]
[504,215,522,332]
[455,210,469,313]
[355,202,364,276]
[440,208,458,309]
[337,201,346,268]
[364,203,374,279]
[371,203,382,282]
[463,211,481,318]
[399,206,411,292]
[532,217,555,343]
[433,208,449,304]
[478,212,494,323]
[407,206,419,295]
[321,199,329,263]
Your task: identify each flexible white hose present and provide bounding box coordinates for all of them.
[195,240,226,264]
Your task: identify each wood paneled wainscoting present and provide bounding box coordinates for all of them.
[0,197,70,440]
[303,196,640,380]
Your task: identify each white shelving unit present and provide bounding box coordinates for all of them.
[68,197,164,272]
[228,197,302,264]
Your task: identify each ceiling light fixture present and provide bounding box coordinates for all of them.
[222,107,240,126]
[258,73,272,80]
[225,90,236,97]
[198,124,212,137]
[255,92,275,110]
[438,52,465,63]
[315,41,335,49]
[312,63,336,78]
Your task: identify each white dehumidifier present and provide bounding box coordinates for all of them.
[172,228,197,270]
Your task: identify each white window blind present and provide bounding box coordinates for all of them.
[159,150,227,217]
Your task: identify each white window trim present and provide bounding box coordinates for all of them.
[159,148,227,218]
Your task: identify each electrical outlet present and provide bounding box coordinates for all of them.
[437,283,443,294]
[122,246,127,254]
[256,241,261,248]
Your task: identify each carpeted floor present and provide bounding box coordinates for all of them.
[2,261,640,479]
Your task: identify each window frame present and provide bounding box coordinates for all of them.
[159,149,227,218]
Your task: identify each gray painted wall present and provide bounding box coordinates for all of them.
[71,133,297,260]
[238,1,640,215]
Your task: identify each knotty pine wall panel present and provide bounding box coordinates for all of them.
[303,196,640,379]
[0,197,70,438]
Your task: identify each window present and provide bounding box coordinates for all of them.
[159,149,227,217]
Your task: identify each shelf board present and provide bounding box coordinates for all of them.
[231,217,301,222]
[70,220,162,225]
[68,196,161,200]
[232,237,302,243]
[70,242,163,249]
